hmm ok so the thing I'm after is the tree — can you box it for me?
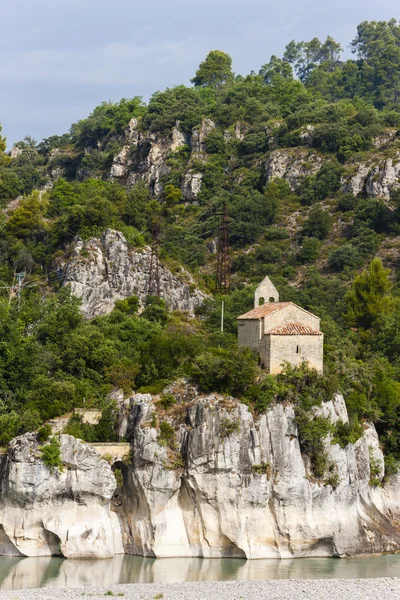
[283,36,342,82]
[0,123,10,167]
[191,51,234,88]
[346,258,396,330]
[259,56,293,84]
[301,206,332,240]
[351,20,400,106]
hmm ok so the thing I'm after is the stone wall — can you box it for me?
[263,334,324,374]
[74,409,101,425]
[237,319,261,352]
[89,442,131,461]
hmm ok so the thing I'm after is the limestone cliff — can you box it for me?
[0,434,123,559]
[59,229,207,318]
[1,387,399,560]
[115,385,400,559]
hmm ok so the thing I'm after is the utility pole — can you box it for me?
[147,222,161,299]
[216,201,231,296]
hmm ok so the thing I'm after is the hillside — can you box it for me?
[0,18,400,478]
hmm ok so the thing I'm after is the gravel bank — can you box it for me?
[1,578,400,600]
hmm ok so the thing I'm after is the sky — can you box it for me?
[0,0,399,147]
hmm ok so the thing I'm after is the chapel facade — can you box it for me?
[237,276,323,374]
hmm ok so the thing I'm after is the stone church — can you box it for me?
[237,276,323,373]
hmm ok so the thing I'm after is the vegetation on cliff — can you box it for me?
[0,19,400,472]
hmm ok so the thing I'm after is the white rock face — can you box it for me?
[182,171,203,201]
[341,153,400,199]
[110,146,131,179]
[110,121,187,196]
[171,121,188,151]
[119,388,400,559]
[191,118,216,154]
[266,149,324,191]
[61,229,207,318]
[0,434,123,559]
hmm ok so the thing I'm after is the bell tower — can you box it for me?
[254,276,279,307]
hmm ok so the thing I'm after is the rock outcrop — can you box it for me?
[60,229,207,318]
[115,387,400,559]
[0,434,123,559]
[341,153,400,200]
[265,149,325,191]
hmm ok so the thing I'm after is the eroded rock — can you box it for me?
[117,389,400,559]
[0,434,123,559]
[265,149,324,191]
[60,229,207,318]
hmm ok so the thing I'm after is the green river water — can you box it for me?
[0,554,399,590]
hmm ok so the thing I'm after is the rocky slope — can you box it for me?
[83,117,400,203]
[0,434,123,559]
[60,229,207,318]
[1,385,399,560]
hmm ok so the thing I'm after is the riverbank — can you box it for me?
[1,578,400,600]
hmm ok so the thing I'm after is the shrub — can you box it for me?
[190,346,258,396]
[160,393,177,410]
[328,245,362,271]
[332,418,363,447]
[220,418,240,439]
[298,237,321,263]
[158,421,176,447]
[301,206,332,240]
[252,462,271,477]
[37,424,52,443]
[113,468,123,488]
[41,437,63,473]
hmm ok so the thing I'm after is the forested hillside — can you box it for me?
[1,19,400,474]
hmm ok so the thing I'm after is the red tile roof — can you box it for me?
[267,322,322,336]
[237,302,291,320]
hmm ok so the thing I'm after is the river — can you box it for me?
[0,554,399,590]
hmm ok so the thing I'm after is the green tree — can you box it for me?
[346,258,396,330]
[191,51,234,88]
[301,206,332,240]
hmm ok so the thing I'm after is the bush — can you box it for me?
[160,393,177,410]
[41,437,63,473]
[328,245,362,271]
[190,346,258,396]
[158,421,176,447]
[220,418,240,439]
[298,237,321,263]
[301,206,332,240]
[37,424,52,443]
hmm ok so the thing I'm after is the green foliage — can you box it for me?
[41,437,63,473]
[114,468,124,488]
[191,50,234,88]
[220,418,240,439]
[70,98,145,148]
[190,346,258,396]
[328,245,362,272]
[252,461,271,477]
[158,421,176,447]
[301,205,332,240]
[369,447,382,486]
[160,393,177,410]
[332,419,363,447]
[37,424,53,443]
[3,20,400,470]
[346,258,396,330]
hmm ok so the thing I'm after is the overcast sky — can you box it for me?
[0,0,399,147]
